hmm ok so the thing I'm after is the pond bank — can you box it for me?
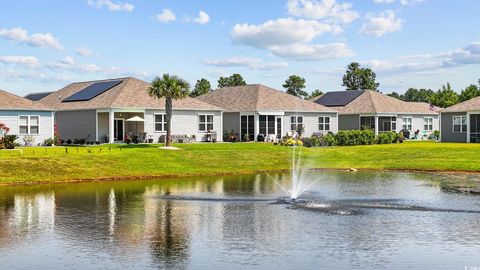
[1,142,480,193]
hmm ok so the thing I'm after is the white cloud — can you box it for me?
[359,10,403,37]
[87,0,134,12]
[362,41,480,75]
[287,0,359,24]
[0,56,40,68]
[202,56,288,70]
[47,57,100,73]
[231,18,352,61]
[269,42,353,60]
[373,0,424,5]
[75,47,96,57]
[60,56,76,65]
[193,11,210,25]
[155,9,176,23]
[232,18,335,48]
[0,27,63,50]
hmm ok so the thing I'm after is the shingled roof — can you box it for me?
[313,90,439,114]
[196,84,336,113]
[0,89,51,111]
[39,77,222,111]
[441,96,480,113]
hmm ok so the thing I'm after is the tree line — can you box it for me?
[188,62,480,108]
[387,81,480,108]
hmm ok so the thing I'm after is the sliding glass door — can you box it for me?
[240,115,255,141]
[470,114,480,143]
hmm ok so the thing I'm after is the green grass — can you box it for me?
[1,141,480,185]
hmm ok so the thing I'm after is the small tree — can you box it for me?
[217,73,246,88]
[459,84,480,102]
[308,89,324,100]
[148,74,190,147]
[189,78,212,97]
[431,82,459,108]
[283,75,308,98]
[342,62,379,91]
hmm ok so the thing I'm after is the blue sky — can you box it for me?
[1,0,479,96]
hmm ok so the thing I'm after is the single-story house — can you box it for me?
[440,96,480,143]
[196,84,338,141]
[36,77,223,143]
[0,89,54,145]
[311,90,440,138]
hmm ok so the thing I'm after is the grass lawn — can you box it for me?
[0,141,480,185]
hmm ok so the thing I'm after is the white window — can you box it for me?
[154,114,166,132]
[424,117,433,131]
[18,115,39,135]
[402,117,412,131]
[453,116,467,133]
[199,114,214,131]
[318,116,330,131]
[291,116,303,131]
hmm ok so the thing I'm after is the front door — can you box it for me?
[114,119,124,141]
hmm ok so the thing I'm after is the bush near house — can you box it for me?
[300,130,403,148]
[0,122,18,150]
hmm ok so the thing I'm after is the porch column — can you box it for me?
[375,115,379,135]
[254,114,259,142]
[109,109,115,143]
[467,112,471,143]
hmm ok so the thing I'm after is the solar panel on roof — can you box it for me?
[62,80,123,102]
[314,90,364,107]
[24,92,53,101]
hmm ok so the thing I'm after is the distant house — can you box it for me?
[440,96,480,143]
[311,90,439,138]
[0,90,54,145]
[196,84,338,141]
[37,77,223,143]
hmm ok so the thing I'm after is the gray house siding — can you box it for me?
[97,112,109,143]
[284,112,338,136]
[223,112,240,136]
[56,110,97,142]
[338,114,360,130]
[144,109,223,142]
[0,110,53,146]
[441,112,467,143]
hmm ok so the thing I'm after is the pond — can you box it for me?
[0,171,479,269]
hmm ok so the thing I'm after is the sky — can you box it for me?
[1,0,479,96]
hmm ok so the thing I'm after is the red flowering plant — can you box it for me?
[0,122,18,149]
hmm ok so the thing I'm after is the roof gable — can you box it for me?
[441,96,480,113]
[0,90,51,111]
[196,84,336,113]
[39,77,222,111]
[312,90,439,114]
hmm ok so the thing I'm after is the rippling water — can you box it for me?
[0,171,479,269]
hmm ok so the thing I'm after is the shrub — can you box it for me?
[336,130,375,146]
[43,137,55,146]
[376,131,398,144]
[431,130,440,140]
[324,133,337,146]
[66,139,72,145]
[1,135,18,149]
[301,137,314,147]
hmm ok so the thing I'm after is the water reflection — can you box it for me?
[0,172,479,269]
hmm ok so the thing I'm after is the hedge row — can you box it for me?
[301,130,403,147]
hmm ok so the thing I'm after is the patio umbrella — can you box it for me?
[125,116,145,136]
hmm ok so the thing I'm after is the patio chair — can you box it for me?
[138,132,147,143]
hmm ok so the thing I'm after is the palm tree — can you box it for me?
[148,74,190,147]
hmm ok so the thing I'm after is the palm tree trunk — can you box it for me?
[165,97,172,147]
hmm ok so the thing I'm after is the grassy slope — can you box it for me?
[0,141,479,184]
